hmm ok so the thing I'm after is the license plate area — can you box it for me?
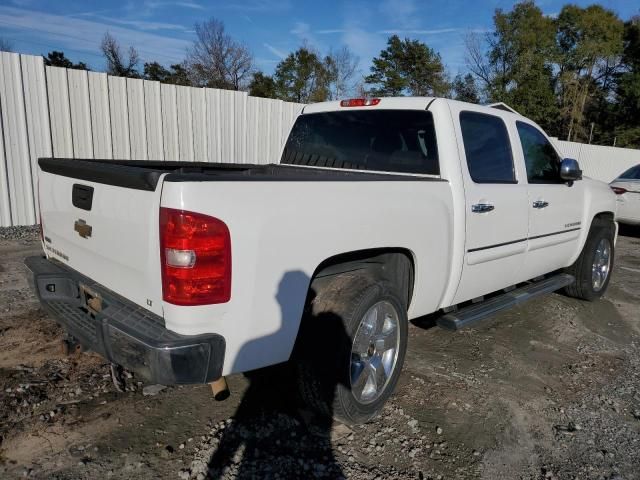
[79,283,104,315]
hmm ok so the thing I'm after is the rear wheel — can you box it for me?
[294,273,408,425]
[564,220,615,301]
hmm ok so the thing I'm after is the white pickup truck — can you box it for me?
[27,97,617,425]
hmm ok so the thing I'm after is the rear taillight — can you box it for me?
[340,98,380,107]
[611,186,627,195]
[160,207,231,306]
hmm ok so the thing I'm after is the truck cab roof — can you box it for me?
[302,97,527,121]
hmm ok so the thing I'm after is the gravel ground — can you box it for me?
[0,225,639,479]
[0,225,39,241]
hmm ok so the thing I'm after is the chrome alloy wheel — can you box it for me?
[350,300,401,405]
[592,237,611,292]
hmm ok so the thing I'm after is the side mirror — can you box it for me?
[560,158,582,182]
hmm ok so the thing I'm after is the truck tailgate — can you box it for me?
[38,159,164,316]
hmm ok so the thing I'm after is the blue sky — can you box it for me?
[0,0,638,77]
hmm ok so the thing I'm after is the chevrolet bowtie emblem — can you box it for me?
[74,219,92,239]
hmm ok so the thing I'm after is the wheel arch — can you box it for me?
[591,211,615,227]
[567,210,617,271]
[309,248,416,310]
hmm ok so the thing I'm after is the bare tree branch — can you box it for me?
[464,32,492,87]
[100,32,139,77]
[185,18,254,90]
[325,46,359,99]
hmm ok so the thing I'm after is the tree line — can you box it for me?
[466,2,639,147]
[0,1,637,147]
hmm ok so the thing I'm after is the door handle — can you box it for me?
[532,200,549,209]
[471,203,495,213]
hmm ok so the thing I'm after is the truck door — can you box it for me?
[514,121,584,278]
[450,108,530,304]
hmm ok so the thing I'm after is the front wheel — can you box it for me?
[294,273,408,426]
[564,221,615,301]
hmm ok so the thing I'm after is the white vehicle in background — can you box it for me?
[27,97,617,425]
[610,164,640,225]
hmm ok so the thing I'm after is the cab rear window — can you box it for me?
[280,110,439,175]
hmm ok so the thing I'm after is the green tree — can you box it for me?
[364,35,449,97]
[556,4,624,141]
[43,51,89,70]
[612,17,640,147]
[143,62,190,85]
[464,1,631,145]
[467,1,558,131]
[274,47,329,103]
[248,71,277,98]
[452,73,479,103]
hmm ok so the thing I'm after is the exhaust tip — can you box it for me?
[210,377,230,401]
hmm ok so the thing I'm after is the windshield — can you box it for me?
[281,110,439,175]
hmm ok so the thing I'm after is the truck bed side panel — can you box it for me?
[160,179,454,375]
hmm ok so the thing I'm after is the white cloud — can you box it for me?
[120,1,203,19]
[140,1,205,11]
[263,42,287,59]
[0,6,191,64]
[335,2,382,72]
[290,21,326,51]
[222,0,292,13]
[84,14,189,32]
[341,27,379,71]
[379,0,419,30]
[377,28,459,35]
[316,29,347,35]
[291,21,312,40]
[166,1,204,9]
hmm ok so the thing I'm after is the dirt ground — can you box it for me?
[0,226,638,480]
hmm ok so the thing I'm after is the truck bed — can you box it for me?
[39,158,442,192]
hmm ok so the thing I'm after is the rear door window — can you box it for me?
[281,110,439,175]
[459,111,516,183]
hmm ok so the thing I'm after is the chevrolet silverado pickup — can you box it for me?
[27,97,617,425]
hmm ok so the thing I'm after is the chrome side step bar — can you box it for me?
[437,273,575,331]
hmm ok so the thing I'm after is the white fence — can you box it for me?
[0,52,304,227]
[1,52,639,227]
[552,139,640,184]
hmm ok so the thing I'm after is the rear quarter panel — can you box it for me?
[160,178,454,375]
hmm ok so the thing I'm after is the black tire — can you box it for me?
[563,220,615,301]
[293,272,408,426]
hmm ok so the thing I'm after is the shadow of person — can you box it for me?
[205,271,351,479]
